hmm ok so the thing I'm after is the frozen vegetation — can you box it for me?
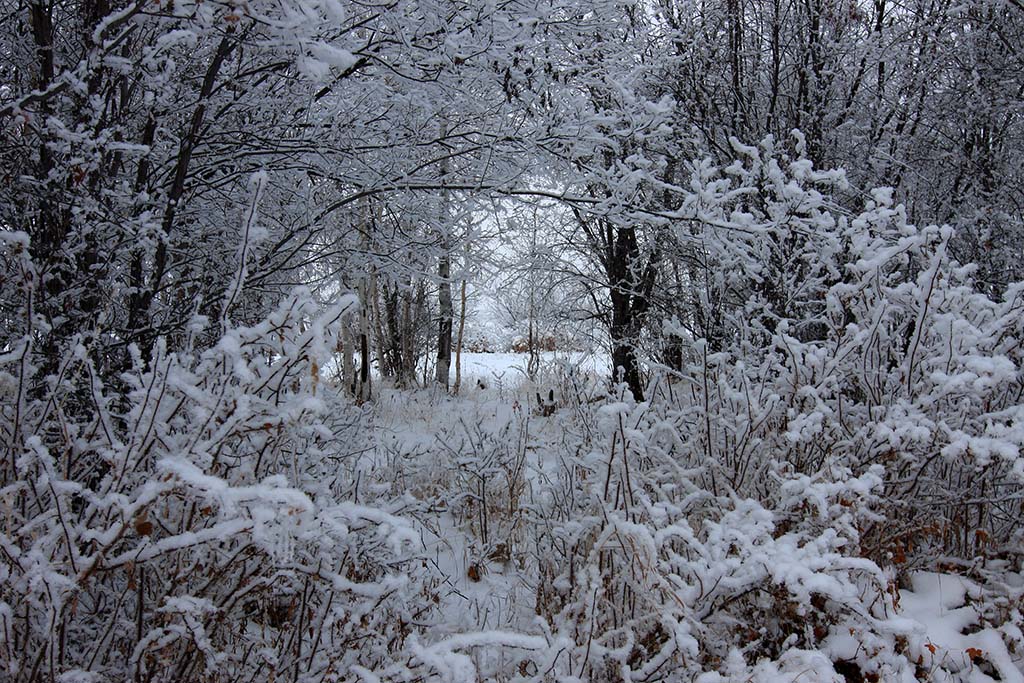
[2,0,1023,681]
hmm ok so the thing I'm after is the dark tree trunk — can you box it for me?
[436,251,452,390]
[593,218,658,402]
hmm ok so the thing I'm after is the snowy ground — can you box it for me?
[325,351,610,394]
[894,572,1024,682]
[372,387,567,652]
[453,351,609,382]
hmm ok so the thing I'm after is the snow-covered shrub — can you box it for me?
[0,244,428,682]
[622,170,1023,678]
[505,385,894,681]
[829,214,1024,563]
[655,139,1023,563]
[434,408,530,572]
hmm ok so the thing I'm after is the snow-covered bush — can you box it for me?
[365,147,1024,681]
[504,386,893,681]
[0,240,429,682]
[653,138,1023,565]
[436,409,530,564]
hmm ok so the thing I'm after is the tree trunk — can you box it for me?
[727,0,745,134]
[453,276,468,395]
[435,118,452,389]
[436,253,453,389]
[610,293,644,400]
[340,326,355,395]
[356,201,373,402]
[357,283,372,402]
[604,223,657,401]
[526,223,540,380]
[399,283,420,387]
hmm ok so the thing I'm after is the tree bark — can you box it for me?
[355,200,373,402]
[604,223,658,401]
[435,118,452,389]
[453,276,467,395]
[340,326,355,396]
[436,251,453,389]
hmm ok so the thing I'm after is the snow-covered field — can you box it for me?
[325,351,610,391]
[453,351,609,382]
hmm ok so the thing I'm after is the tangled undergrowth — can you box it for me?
[3,177,1023,683]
